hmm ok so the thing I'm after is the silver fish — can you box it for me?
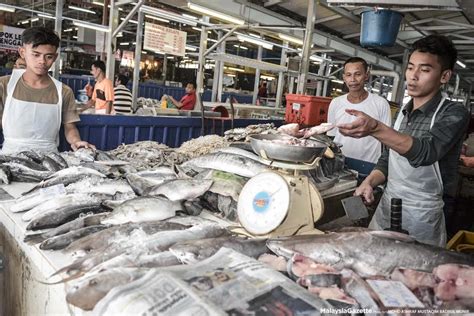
[66,268,148,310]
[40,225,108,250]
[11,187,66,213]
[41,155,62,172]
[181,152,267,178]
[56,224,228,276]
[267,231,474,277]
[22,193,101,221]
[25,166,106,193]
[4,158,52,182]
[24,213,108,243]
[27,195,109,230]
[64,221,189,257]
[46,152,68,169]
[74,148,96,162]
[215,146,262,161]
[169,236,268,264]
[100,196,181,225]
[146,179,213,201]
[125,173,175,196]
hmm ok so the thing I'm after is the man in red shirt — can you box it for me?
[164,82,196,110]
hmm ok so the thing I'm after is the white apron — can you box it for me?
[1,69,62,154]
[369,95,447,247]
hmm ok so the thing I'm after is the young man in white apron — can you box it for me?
[337,35,469,247]
[0,27,94,154]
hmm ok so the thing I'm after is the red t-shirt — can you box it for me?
[180,93,196,110]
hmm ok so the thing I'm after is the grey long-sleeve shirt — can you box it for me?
[374,91,469,197]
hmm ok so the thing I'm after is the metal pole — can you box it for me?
[323,62,332,97]
[112,0,143,38]
[106,0,119,81]
[217,37,225,102]
[276,42,288,108]
[316,54,326,96]
[162,54,167,82]
[211,31,223,102]
[296,0,316,94]
[196,17,209,113]
[395,49,409,105]
[131,11,144,112]
[252,45,263,104]
[53,0,63,79]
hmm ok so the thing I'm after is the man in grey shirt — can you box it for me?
[337,35,469,247]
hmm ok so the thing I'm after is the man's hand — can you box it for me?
[354,181,375,205]
[71,141,96,151]
[337,109,379,138]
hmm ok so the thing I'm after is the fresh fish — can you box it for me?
[27,166,106,192]
[17,151,43,163]
[41,155,62,172]
[74,148,96,162]
[4,158,52,182]
[0,155,13,163]
[125,173,174,196]
[267,231,474,277]
[100,196,181,225]
[146,179,213,201]
[95,150,116,161]
[342,270,381,314]
[136,167,176,178]
[67,179,134,196]
[215,146,262,161]
[24,213,108,243]
[181,152,267,178]
[89,250,180,274]
[46,152,68,169]
[0,165,12,184]
[56,224,228,276]
[27,197,108,230]
[169,236,267,264]
[182,200,205,216]
[22,193,99,221]
[207,171,245,201]
[11,187,66,213]
[65,221,189,257]
[40,225,108,250]
[66,268,148,310]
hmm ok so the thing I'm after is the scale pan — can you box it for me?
[249,134,327,163]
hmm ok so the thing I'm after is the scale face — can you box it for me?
[238,172,290,235]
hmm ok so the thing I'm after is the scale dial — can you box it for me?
[238,172,290,235]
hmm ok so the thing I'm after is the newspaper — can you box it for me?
[93,247,331,315]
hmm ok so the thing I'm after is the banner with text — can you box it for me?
[0,25,23,50]
[143,23,186,57]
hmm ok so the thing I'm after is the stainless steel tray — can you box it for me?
[249,134,327,163]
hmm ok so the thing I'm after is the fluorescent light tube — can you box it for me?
[278,33,303,45]
[188,2,244,25]
[69,5,96,14]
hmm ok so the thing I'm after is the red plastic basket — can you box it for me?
[285,94,332,126]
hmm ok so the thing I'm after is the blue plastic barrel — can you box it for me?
[360,9,403,47]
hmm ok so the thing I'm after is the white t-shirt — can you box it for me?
[327,92,391,164]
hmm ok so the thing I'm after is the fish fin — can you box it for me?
[38,271,85,285]
[50,259,86,277]
[369,230,416,243]
[23,233,46,244]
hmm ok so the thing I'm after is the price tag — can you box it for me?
[292,103,301,111]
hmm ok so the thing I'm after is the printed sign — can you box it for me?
[143,23,186,57]
[0,25,23,50]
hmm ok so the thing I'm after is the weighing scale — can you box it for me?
[236,134,327,238]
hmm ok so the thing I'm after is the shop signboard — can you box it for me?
[143,23,186,57]
[0,25,23,50]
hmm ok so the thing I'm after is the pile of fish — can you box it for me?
[175,135,229,158]
[2,134,474,313]
[109,141,188,171]
[224,123,277,141]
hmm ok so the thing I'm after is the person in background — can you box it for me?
[161,82,196,110]
[327,57,392,164]
[0,26,94,153]
[258,81,268,98]
[339,35,469,246]
[87,60,114,114]
[113,74,133,114]
[13,57,27,69]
